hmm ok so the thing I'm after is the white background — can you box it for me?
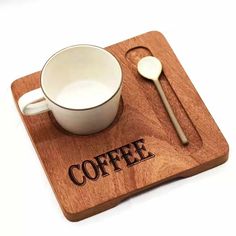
[0,0,235,235]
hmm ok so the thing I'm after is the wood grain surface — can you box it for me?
[11,31,229,221]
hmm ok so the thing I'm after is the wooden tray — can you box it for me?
[11,31,229,221]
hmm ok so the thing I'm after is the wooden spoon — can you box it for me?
[137,56,188,145]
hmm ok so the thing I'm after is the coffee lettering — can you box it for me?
[68,138,156,187]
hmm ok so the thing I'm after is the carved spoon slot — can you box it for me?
[125,46,202,152]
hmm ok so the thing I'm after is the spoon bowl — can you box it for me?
[137,56,162,81]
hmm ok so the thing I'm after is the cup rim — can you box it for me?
[40,44,123,111]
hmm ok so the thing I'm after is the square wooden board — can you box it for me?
[11,31,229,221]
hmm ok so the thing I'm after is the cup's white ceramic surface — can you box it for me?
[18,45,122,135]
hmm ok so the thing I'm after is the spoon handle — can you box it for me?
[154,79,188,145]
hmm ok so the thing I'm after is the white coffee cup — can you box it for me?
[18,45,123,135]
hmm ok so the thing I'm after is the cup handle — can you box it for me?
[18,88,50,116]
